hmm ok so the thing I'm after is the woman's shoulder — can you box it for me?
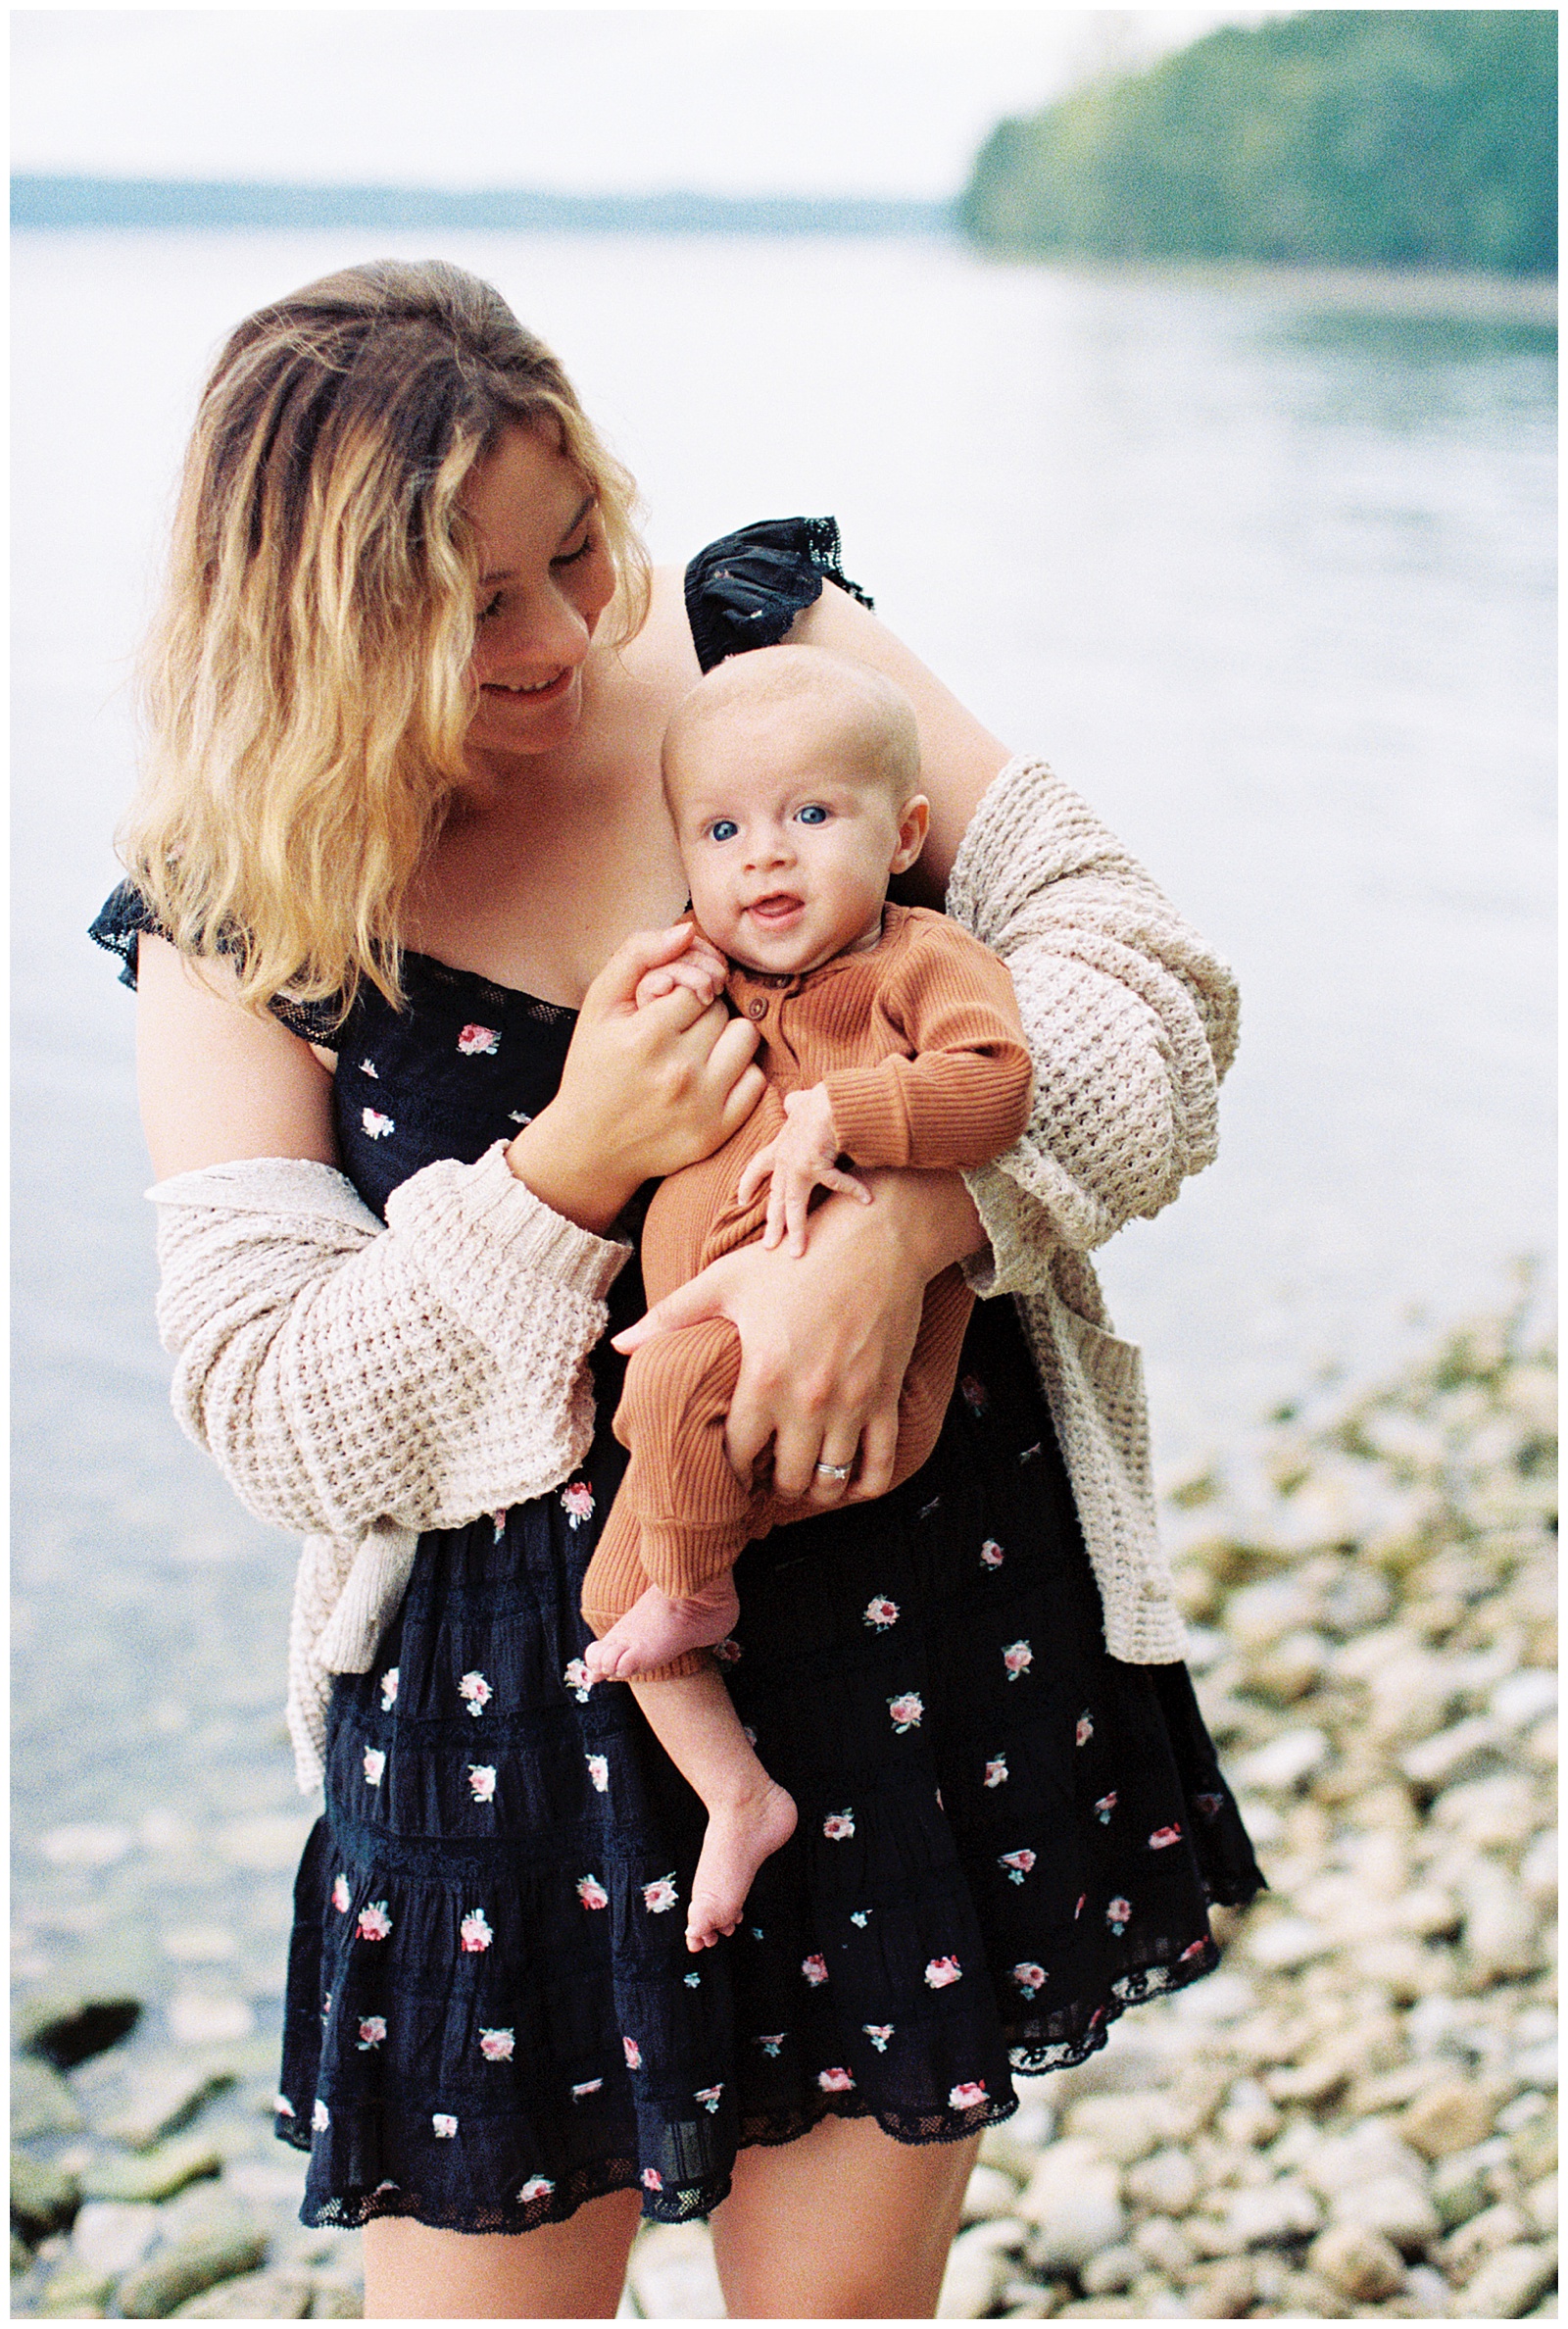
[682,517,873,675]
[87,878,345,1046]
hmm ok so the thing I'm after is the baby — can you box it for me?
[580,644,1033,1948]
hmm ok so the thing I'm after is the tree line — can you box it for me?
[960,11,1556,276]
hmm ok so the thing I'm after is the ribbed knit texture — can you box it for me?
[149,1142,629,1786]
[580,908,1031,1668]
[947,756,1240,1663]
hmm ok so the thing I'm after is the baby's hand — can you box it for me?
[734,1084,871,1257]
[632,928,729,1013]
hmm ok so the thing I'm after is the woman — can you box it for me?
[94,260,1260,2319]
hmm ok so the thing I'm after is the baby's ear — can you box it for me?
[891,793,930,873]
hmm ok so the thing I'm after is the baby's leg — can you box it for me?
[630,1665,797,1951]
[582,1316,760,1680]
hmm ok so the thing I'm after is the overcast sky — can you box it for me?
[13,7,1281,199]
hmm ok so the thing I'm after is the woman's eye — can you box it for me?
[553,529,596,569]
[796,804,829,825]
[478,591,504,621]
[709,819,739,844]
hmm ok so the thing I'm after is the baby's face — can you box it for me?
[669,703,924,977]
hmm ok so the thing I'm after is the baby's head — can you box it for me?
[662,645,928,976]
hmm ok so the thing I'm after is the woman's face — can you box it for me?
[460,424,617,762]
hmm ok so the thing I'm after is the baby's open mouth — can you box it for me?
[746,894,805,925]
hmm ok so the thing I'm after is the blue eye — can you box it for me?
[797,804,828,825]
[710,818,738,843]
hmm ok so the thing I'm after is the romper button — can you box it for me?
[748,999,767,1019]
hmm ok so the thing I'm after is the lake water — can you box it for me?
[12,233,1555,1938]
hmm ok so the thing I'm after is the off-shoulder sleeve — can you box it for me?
[88,880,345,1045]
[683,516,874,674]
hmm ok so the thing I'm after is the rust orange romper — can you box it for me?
[580,905,1034,1675]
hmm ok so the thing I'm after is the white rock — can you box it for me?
[1334,2175,1442,2249]
[1064,2094,1176,2165]
[1080,2244,1140,2295]
[214,1814,314,1870]
[68,2201,163,2277]
[1231,1728,1331,1794]
[1133,2216,1196,2275]
[1020,2143,1127,2273]
[961,2164,1024,2224]
[1525,2174,1558,2238]
[162,1924,239,1962]
[1222,2181,1323,2248]
[1300,2125,1431,2199]
[1450,2242,1559,2319]
[1490,1669,1557,1730]
[936,2223,1013,2318]
[1242,1914,1332,1970]
[1401,1716,1504,1788]
[1224,1578,1322,1650]
[1126,2148,1201,2215]
[1432,1774,1542,1847]
[629,2223,725,2320]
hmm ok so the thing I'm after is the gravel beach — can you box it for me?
[12,1302,1555,2320]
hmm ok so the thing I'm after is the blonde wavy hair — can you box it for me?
[122,259,650,1017]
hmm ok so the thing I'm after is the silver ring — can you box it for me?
[814,1462,852,1481]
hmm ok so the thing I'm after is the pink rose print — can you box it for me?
[979,1539,1004,1568]
[642,1873,679,1915]
[1105,1897,1131,1935]
[888,1691,923,1733]
[1179,1936,1208,1962]
[357,2015,386,2051]
[274,2095,295,2117]
[924,1956,962,1989]
[642,2167,662,2192]
[1075,1894,1086,1919]
[379,1667,399,1710]
[432,2113,458,2139]
[801,1954,829,1987]
[623,2036,642,2069]
[999,1849,1037,1885]
[330,1874,351,1914]
[1011,1962,1047,1996]
[358,1901,392,1942]
[1094,1791,1118,1823]
[363,1748,386,1786]
[850,1909,869,1927]
[362,1107,394,1141]
[960,1374,990,1415]
[862,2023,894,2053]
[694,2084,723,2113]
[713,1637,743,1665]
[560,1480,594,1528]
[479,2028,515,2062]
[577,1874,610,1911]
[862,1596,900,1629]
[822,1810,855,1841]
[586,1754,609,1793]
[1194,1791,1225,1819]
[563,1659,593,1701]
[949,2080,989,2110]
[518,2173,555,2202]
[457,1024,501,1057]
[1018,1441,1043,1465]
[1075,1711,1094,1747]
[459,1670,492,1716]
[572,2078,603,2099]
[468,1764,497,1803]
[1002,1640,1033,1680]
[359,1058,378,1079]
[984,1757,1008,1789]
[312,2099,330,2132]
[756,2034,787,2056]
[1149,1823,1184,1850]
[492,1510,507,1541]
[460,1908,493,1953]
[817,2066,856,2093]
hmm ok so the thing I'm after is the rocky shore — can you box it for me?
[13,1305,1555,2320]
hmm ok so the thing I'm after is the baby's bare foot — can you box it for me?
[687,1781,798,1952]
[584,1579,741,1680]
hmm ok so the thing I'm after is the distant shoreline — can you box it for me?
[1009,253,1558,327]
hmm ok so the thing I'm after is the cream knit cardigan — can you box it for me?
[148,755,1238,1790]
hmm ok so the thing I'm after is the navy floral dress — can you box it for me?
[92,520,1262,2234]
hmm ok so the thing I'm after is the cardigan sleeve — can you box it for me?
[150,1142,629,1540]
[945,756,1239,1298]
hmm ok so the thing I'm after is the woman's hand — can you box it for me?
[506,925,765,1234]
[614,1167,988,1508]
